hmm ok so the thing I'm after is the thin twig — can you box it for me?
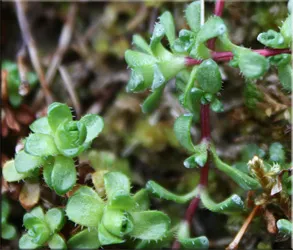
[59,65,81,118]
[15,0,53,104]
[227,205,261,250]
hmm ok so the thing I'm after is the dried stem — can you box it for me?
[59,65,81,118]
[15,0,53,104]
[17,45,30,96]
[226,205,261,250]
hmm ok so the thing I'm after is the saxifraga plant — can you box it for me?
[3,102,104,195]
[125,0,291,248]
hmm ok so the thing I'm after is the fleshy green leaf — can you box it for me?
[185,1,201,33]
[150,22,165,51]
[66,187,104,227]
[19,233,40,249]
[159,11,176,46]
[182,66,197,108]
[146,181,199,204]
[241,143,265,161]
[257,30,286,49]
[30,206,45,220]
[30,117,52,135]
[47,102,73,132]
[211,98,224,112]
[3,160,29,182]
[152,64,165,91]
[45,208,66,233]
[80,114,104,143]
[277,219,292,237]
[193,141,208,167]
[43,162,54,189]
[129,211,170,240]
[141,86,164,114]
[200,189,244,214]
[269,142,285,163]
[132,35,153,55]
[211,146,261,190]
[277,62,292,92]
[104,171,131,200]
[280,15,292,46]
[51,156,76,195]
[2,223,17,240]
[98,223,124,245]
[25,133,58,157]
[126,70,145,92]
[48,234,66,250]
[196,59,222,94]
[174,114,195,152]
[177,221,209,249]
[15,150,43,173]
[67,229,100,249]
[133,189,150,212]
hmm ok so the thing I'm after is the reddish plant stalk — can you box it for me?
[185,48,292,66]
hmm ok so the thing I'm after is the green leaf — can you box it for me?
[277,62,292,92]
[47,102,73,132]
[73,186,103,201]
[152,64,165,91]
[159,11,176,46]
[177,221,209,249]
[211,98,224,113]
[146,181,199,204]
[66,187,104,227]
[30,206,45,220]
[25,133,58,157]
[104,171,131,200]
[102,208,133,237]
[277,219,292,237]
[3,160,30,182]
[211,146,261,190]
[141,86,164,114]
[126,70,145,92]
[241,143,265,161]
[15,150,43,173]
[184,142,208,168]
[176,69,190,92]
[237,49,269,79]
[19,233,40,249]
[48,234,66,250]
[43,162,54,189]
[80,114,104,143]
[68,229,100,249]
[150,22,165,51]
[244,81,264,109]
[27,221,51,245]
[174,114,195,152]
[280,15,292,46]
[133,189,150,211]
[200,189,244,214]
[185,1,201,33]
[257,30,286,49]
[30,117,52,135]
[51,156,76,195]
[45,208,66,233]
[182,66,197,108]
[2,223,17,240]
[269,142,285,163]
[129,211,170,240]
[98,223,124,245]
[132,35,153,55]
[196,59,222,94]
[2,198,9,222]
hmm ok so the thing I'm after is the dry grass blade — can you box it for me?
[15,0,53,104]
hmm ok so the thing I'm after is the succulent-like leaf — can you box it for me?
[277,219,292,237]
[47,233,66,250]
[196,59,222,94]
[280,15,292,46]
[146,181,199,204]
[177,221,209,249]
[2,223,17,240]
[19,233,40,249]
[132,35,153,55]
[211,146,261,190]
[98,223,124,245]
[66,187,104,227]
[30,206,45,220]
[211,98,224,112]
[185,1,201,33]
[183,66,197,108]
[133,189,150,212]
[184,141,208,168]
[3,160,30,182]
[126,70,145,92]
[141,86,164,114]
[68,228,100,249]
[30,117,52,135]
[269,142,285,163]
[277,62,292,92]
[47,102,73,132]
[200,189,244,214]
[150,22,165,51]
[25,133,58,157]
[104,171,131,200]
[45,208,66,233]
[15,150,43,173]
[257,30,286,49]
[159,11,176,47]
[129,211,170,240]
[174,114,195,152]
[152,64,166,91]
[43,162,54,189]
[51,156,76,195]
[80,114,104,143]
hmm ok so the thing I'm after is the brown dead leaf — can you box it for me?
[19,182,40,210]
[264,209,277,234]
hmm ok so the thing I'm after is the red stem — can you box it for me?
[185,48,292,66]
[214,0,225,16]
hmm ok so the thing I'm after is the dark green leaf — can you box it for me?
[141,86,164,114]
